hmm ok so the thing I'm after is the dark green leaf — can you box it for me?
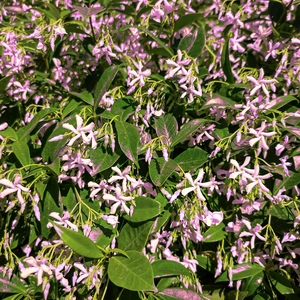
[221,28,235,84]
[118,221,154,251]
[94,65,120,110]
[178,35,195,52]
[46,3,60,20]
[171,119,207,147]
[149,158,178,187]
[115,120,140,167]
[0,75,12,93]
[188,26,206,58]
[40,178,62,239]
[253,293,271,300]
[124,196,161,222]
[11,140,31,167]
[69,90,93,105]
[268,0,287,24]
[273,171,300,194]
[203,223,226,243]
[174,13,202,32]
[174,147,208,171]
[0,276,27,295]
[54,224,103,259]
[225,291,248,300]
[62,99,80,119]
[216,263,264,282]
[101,98,134,121]
[17,108,56,141]
[155,114,178,146]
[152,260,191,278]
[268,271,294,295]
[241,271,264,297]
[89,145,120,174]
[196,255,215,273]
[108,250,155,291]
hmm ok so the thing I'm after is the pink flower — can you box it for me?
[0,174,30,212]
[239,219,266,249]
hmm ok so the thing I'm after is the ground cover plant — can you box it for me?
[0,0,300,299]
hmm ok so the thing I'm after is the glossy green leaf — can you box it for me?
[178,35,195,52]
[0,276,27,295]
[268,271,294,295]
[196,255,214,273]
[268,0,287,24]
[124,196,161,222]
[108,250,155,291]
[11,140,31,167]
[174,13,202,32]
[118,221,154,251]
[221,28,235,84]
[203,223,226,243]
[154,114,178,146]
[115,120,140,167]
[94,64,120,110]
[149,158,178,187]
[54,224,103,259]
[40,177,62,239]
[101,98,134,121]
[216,263,264,282]
[241,271,264,297]
[0,75,12,93]
[174,147,208,171]
[89,145,120,174]
[152,260,191,278]
[159,288,201,300]
[157,277,177,292]
[171,119,207,147]
[267,95,298,112]
[0,126,17,141]
[253,293,271,300]
[273,171,300,194]
[188,26,206,58]
[62,99,80,119]
[16,108,56,141]
[225,291,248,300]
[69,90,93,105]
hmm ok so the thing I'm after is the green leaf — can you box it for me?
[174,13,202,32]
[11,140,31,167]
[267,95,298,112]
[54,224,103,259]
[174,147,208,171]
[268,0,287,24]
[101,98,134,121]
[124,196,161,222]
[115,120,140,167]
[108,250,155,291]
[253,293,271,300]
[273,171,300,194]
[221,27,235,84]
[0,126,17,141]
[171,119,207,147]
[0,75,12,93]
[89,145,120,174]
[46,3,60,20]
[149,158,178,187]
[16,108,56,141]
[241,271,264,297]
[62,99,80,119]
[159,288,201,300]
[40,177,62,239]
[188,26,206,58]
[203,223,226,243]
[268,271,294,295]
[196,255,215,273]
[178,35,195,52]
[0,276,27,295]
[152,260,191,278]
[94,65,120,110]
[118,221,154,251]
[225,291,248,300]
[154,114,178,146]
[216,263,264,282]
[69,90,93,105]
